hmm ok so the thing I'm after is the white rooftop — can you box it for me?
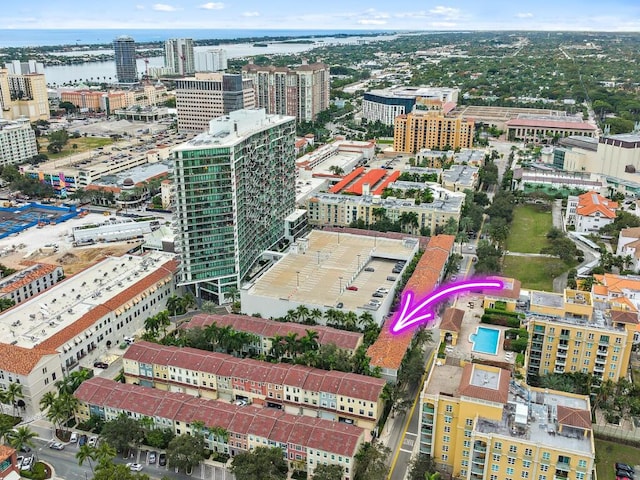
[0,251,175,349]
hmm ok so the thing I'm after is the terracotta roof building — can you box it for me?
[506,116,596,144]
[0,444,19,479]
[0,263,63,305]
[181,313,363,354]
[0,251,177,418]
[439,307,465,346]
[122,341,384,430]
[76,377,364,479]
[421,362,595,476]
[565,191,618,233]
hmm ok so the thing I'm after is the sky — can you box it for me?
[2,1,640,31]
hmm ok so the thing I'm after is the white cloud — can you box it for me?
[199,2,224,9]
[516,12,534,18]
[242,11,260,17]
[152,3,178,12]
[135,4,145,10]
[358,19,388,25]
[429,6,461,19]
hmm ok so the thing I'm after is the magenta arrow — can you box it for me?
[390,278,505,335]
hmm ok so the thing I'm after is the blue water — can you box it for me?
[0,29,393,47]
[470,327,500,355]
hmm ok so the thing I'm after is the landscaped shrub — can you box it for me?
[481,314,521,328]
[21,462,47,480]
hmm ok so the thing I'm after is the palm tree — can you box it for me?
[144,314,161,336]
[224,287,240,304]
[68,369,92,392]
[5,383,23,416]
[295,305,310,324]
[284,332,300,358]
[76,444,97,472]
[309,308,323,324]
[0,390,7,415]
[94,442,116,469]
[46,399,66,432]
[300,330,320,353]
[166,295,184,317]
[7,426,37,452]
[39,391,57,412]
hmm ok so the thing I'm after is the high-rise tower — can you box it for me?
[172,109,296,303]
[165,38,195,76]
[113,35,138,83]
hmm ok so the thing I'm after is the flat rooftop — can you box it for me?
[425,364,463,396]
[0,251,175,349]
[92,160,171,187]
[246,230,416,309]
[530,290,564,309]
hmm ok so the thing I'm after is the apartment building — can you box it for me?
[165,38,195,76]
[0,118,38,166]
[394,100,474,154]
[181,313,364,355]
[615,227,640,272]
[172,109,295,302]
[242,61,330,122]
[175,73,255,133]
[114,35,138,83]
[122,341,384,429]
[362,86,459,126]
[0,252,177,417]
[306,190,463,235]
[195,49,227,72]
[60,84,169,114]
[75,377,364,480]
[526,288,635,383]
[564,191,618,233]
[420,362,595,480]
[441,165,480,192]
[0,263,63,305]
[4,60,44,75]
[0,69,49,121]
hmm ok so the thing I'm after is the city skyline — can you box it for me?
[2,0,640,32]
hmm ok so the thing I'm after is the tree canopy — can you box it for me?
[230,446,289,480]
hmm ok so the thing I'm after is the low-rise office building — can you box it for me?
[0,251,177,417]
[76,377,364,480]
[420,362,595,480]
[122,341,384,430]
[506,116,597,143]
[0,118,37,166]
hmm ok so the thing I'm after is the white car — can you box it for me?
[376,287,389,294]
[127,463,143,472]
[88,436,98,447]
[20,456,33,470]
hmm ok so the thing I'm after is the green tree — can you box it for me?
[5,382,23,416]
[354,442,390,480]
[7,425,37,452]
[407,453,437,480]
[312,464,344,480]
[93,463,150,480]
[100,413,145,457]
[166,433,207,475]
[76,444,97,473]
[230,446,288,480]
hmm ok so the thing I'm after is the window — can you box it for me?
[524,448,532,457]
[441,455,448,461]
[542,452,550,461]
[493,454,501,462]
[538,476,547,480]
[444,426,451,433]
[494,442,502,450]
[443,436,450,443]
[578,460,587,468]
[444,415,452,424]
[521,472,529,479]
[491,465,499,472]
[523,460,531,468]
[509,445,517,454]
[445,405,453,412]
[508,457,516,465]
[466,418,473,426]
[506,468,514,475]
[442,446,449,452]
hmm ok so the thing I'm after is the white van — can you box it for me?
[69,432,78,443]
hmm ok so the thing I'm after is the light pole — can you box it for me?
[296,270,300,287]
[357,254,361,270]
[339,276,343,292]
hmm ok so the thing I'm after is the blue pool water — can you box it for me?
[470,327,501,355]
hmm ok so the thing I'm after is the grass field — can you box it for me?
[595,438,640,480]
[39,137,113,159]
[502,256,567,291]
[505,205,553,253]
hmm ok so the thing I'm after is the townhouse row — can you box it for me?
[123,341,385,430]
[181,313,364,355]
[75,377,363,480]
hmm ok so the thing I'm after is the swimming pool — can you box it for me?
[470,326,501,355]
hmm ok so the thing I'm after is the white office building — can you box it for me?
[195,49,227,72]
[0,118,38,166]
[165,38,195,76]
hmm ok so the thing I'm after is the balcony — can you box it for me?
[471,465,485,475]
[423,406,435,414]
[559,334,570,341]
[555,358,566,366]
[472,444,487,453]
[594,365,604,373]
[472,455,486,464]
[556,462,571,472]
[554,366,565,374]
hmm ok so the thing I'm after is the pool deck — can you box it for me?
[439,294,514,364]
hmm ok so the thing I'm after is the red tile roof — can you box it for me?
[0,263,60,294]
[344,169,386,195]
[457,364,510,404]
[329,167,365,194]
[368,235,454,372]
[439,308,464,333]
[123,341,385,403]
[75,377,364,458]
[0,343,59,376]
[182,313,363,351]
[556,405,591,430]
[610,310,639,325]
[576,191,618,219]
[372,171,401,196]
[483,276,522,300]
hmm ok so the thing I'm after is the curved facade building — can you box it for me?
[114,35,138,83]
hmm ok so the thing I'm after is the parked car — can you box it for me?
[127,463,143,472]
[69,432,78,443]
[234,399,248,406]
[20,456,33,470]
[369,299,382,306]
[377,288,389,294]
[16,456,23,468]
[93,361,109,369]
[49,442,65,450]
[617,471,634,480]
[159,453,167,466]
[88,436,98,447]
[78,434,88,446]
[386,276,396,281]
[346,286,358,291]
[364,267,375,272]
[148,452,157,464]
[617,464,635,474]
[336,302,344,309]
[372,292,384,298]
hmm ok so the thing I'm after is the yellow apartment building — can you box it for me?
[526,289,635,383]
[394,100,474,154]
[420,361,595,480]
[481,277,522,312]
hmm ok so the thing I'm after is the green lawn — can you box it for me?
[505,205,553,253]
[595,438,640,480]
[39,136,114,159]
[502,256,568,291]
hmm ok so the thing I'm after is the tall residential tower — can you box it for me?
[172,109,296,303]
[113,35,138,83]
[165,38,195,76]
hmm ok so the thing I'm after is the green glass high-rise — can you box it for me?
[172,109,296,302]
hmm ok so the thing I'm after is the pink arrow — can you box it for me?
[390,279,505,335]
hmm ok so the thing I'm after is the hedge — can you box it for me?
[481,314,521,328]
